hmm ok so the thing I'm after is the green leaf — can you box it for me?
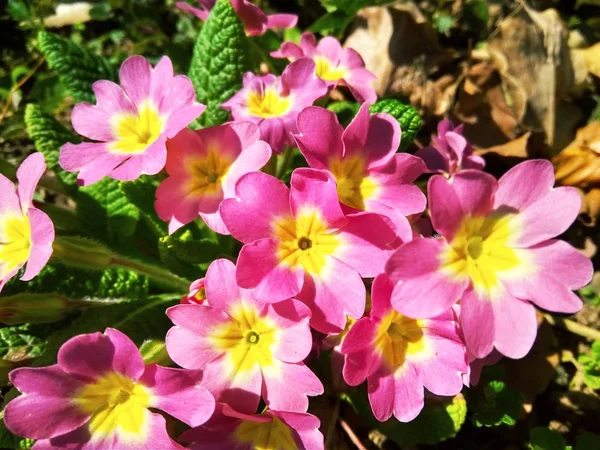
[77,178,140,242]
[345,387,467,445]
[578,341,600,390]
[33,294,180,367]
[2,263,149,301]
[0,325,45,362]
[188,0,253,127]
[463,0,489,33]
[435,13,455,36]
[369,99,422,150]
[37,31,115,103]
[6,0,30,21]
[24,103,79,193]
[530,427,567,450]
[468,377,523,427]
[327,101,360,127]
[161,234,222,265]
[576,432,600,450]
[139,339,172,365]
[158,236,201,280]
[0,424,32,450]
[120,176,168,237]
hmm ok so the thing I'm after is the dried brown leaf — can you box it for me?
[553,122,600,188]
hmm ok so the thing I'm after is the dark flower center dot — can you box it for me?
[298,237,312,251]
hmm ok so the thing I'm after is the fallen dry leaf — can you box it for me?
[488,5,584,152]
[576,42,600,79]
[476,131,550,159]
[553,121,600,188]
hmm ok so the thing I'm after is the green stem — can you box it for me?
[110,256,190,293]
[276,146,294,178]
[0,158,66,194]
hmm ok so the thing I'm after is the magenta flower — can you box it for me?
[4,328,215,449]
[341,274,467,422]
[181,278,206,304]
[181,403,324,450]
[385,160,593,359]
[294,104,426,242]
[60,55,205,185]
[0,153,54,292]
[222,59,327,153]
[155,122,271,234]
[220,169,396,333]
[166,259,323,414]
[176,0,297,36]
[272,32,377,103]
[415,120,485,175]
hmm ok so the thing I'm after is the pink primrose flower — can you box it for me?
[166,259,323,414]
[155,122,271,234]
[181,278,207,304]
[222,59,327,153]
[220,168,396,334]
[176,0,297,36]
[60,55,205,185]
[341,274,468,422]
[4,328,215,449]
[0,153,54,292]
[294,104,426,242]
[415,120,485,175]
[272,32,377,103]
[181,403,324,450]
[385,160,593,359]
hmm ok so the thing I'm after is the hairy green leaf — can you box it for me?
[24,103,79,192]
[37,31,115,103]
[121,176,167,237]
[468,377,523,427]
[0,325,45,362]
[529,427,567,450]
[370,99,422,150]
[77,178,140,242]
[161,234,222,265]
[188,0,253,127]
[578,340,600,390]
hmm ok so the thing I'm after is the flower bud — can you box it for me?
[52,236,113,270]
[0,293,70,325]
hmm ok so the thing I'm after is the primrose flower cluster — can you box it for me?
[0,3,593,449]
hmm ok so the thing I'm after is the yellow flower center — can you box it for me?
[247,88,292,118]
[375,311,426,371]
[0,215,32,277]
[441,212,520,296]
[210,302,279,373]
[74,372,151,439]
[111,103,163,154]
[186,149,232,196]
[273,208,340,275]
[314,56,347,82]
[234,416,297,450]
[329,156,378,210]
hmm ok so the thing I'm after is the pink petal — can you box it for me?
[165,325,223,370]
[492,293,537,359]
[17,152,46,212]
[315,36,343,64]
[104,327,145,380]
[222,139,272,197]
[340,317,378,354]
[220,172,291,243]
[21,208,54,281]
[262,361,323,412]
[119,55,152,107]
[333,212,395,277]
[428,171,497,240]
[259,117,290,154]
[294,106,344,169]
[201,354,262,414]
[343,348,382,386]
[418,339,466,396]
[176,1,210,20]
[512,186,581,247]
[0,174,19,215]
[290,168,347,229]
[236,238,304,302]
[9,365,83,397]
[141,365,215,427]
[271,41,304,60]
[273,411,324,450]
[367,371,395,421]
[4,393,88,440]
[415,146,451,173]
[205,259,242,311]
[386,238,467,318]
[370,273,394,319]
[495,159,556,210]
[392,363,425,422]
[265,13,298,30]
[343,103,399,169]
[155,177,201,233]
[515,240,592,313]
[270,299,313,363]
[298,258,365,333]
[459,288,495,359]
